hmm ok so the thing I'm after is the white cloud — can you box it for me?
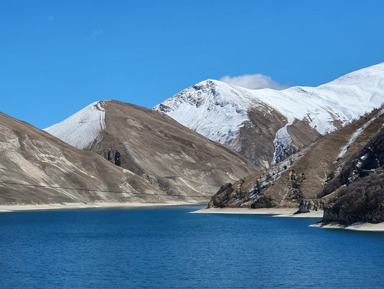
[220,74,289,90]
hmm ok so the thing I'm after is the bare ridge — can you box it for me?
[45,100,258,201]
[0,111,171,205]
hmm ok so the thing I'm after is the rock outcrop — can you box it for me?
[322,174,384,225]
[297,199,325,214]
[319,127,384,225]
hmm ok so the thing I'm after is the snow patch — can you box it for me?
[337,108,384,159]
[273,126,292,163]
[45,101,107,149]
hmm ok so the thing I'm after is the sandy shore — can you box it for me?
[0,201,202,213]
[191,207,323,218]
[193,208,384,231]
[310,222,384,232]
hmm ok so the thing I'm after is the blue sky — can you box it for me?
[1,0,384,129]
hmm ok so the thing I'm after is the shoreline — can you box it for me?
[310,222,384,232]
[192,207,384,231]
[191,207,323,218]
[0,201,205,213]
[2,203,383,232]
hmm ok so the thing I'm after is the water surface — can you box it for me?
[1,205,383,288]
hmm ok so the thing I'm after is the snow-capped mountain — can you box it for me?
[45,100,257,198]
[45,101,106,150]
[154,63,384,167]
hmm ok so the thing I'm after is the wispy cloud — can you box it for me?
[89,29,104,40]
[47,15,54,22]
[220,74,289,90]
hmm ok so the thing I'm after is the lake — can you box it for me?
[1,205,383,288]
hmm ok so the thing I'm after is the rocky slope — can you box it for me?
[45,100,258,199]
[154,63,384,168]
[208,107,384,209]
[321,174,384,225]
[319,125,384,225]
[0,112,176,205]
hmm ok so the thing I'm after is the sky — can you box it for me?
[1,0,384,129]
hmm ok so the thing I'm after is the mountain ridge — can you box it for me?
[45,100,258,198]
[154,63,384,167]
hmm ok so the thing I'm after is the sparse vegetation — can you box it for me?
[323,174,384,224]
[256,180,261,195]
[319,128,384,198]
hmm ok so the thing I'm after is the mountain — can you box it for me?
[208,106,384,210]
[0,111,174,205]
[319,122,384,225]
[45,100,257,199]
[154,63,384,168]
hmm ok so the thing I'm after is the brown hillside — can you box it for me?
[87,100,258,198]
[0,112,176,205]
[209,107,384,209]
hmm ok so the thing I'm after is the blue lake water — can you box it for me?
[1,205,384,289]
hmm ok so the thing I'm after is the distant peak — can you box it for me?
[44,101,107,149]
[192,79,240,92]
[324,62,384,87]
[91,101,106,111]
[193,79,219,88]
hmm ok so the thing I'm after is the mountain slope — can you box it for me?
[319,122,384,225]
[208,107,384,209]
[0,112,175,205]
[154,63,384,167]
[45,100,258,198]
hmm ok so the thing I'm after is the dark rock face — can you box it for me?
[250,196,274,208]
[208,183,234,208]
[319,127,384,198]
[322,174,384,225]
[317,127,384,224]
[114,151,121,166]
[323,206,384,225]
[208,181,276,209]
[297,199,325,213]
[106,150,121,166]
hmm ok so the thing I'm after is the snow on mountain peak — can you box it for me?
[154,63,384,164]
[327,62,384,86]
[154,79,263,146]
[45,101,107,149]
